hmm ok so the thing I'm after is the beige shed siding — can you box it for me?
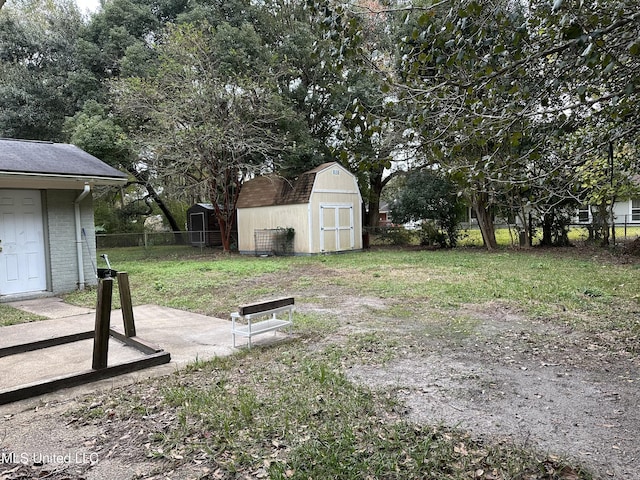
[308,166,362,253]
[312,165,358,192]
[310,176,363,253]
[237,204,310,253]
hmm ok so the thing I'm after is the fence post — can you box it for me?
[92,278,113,370]
[117,272,136,337]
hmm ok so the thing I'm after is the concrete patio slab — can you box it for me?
[6,296,95,319]
[0,299,284,411]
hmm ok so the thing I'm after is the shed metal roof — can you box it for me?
[0,138,128,186]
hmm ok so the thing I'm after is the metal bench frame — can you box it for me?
[231,297,294,349]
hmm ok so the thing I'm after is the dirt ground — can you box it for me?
[1,259,639,479]
[344,302,640,479]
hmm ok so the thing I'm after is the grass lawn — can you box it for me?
[64,243,640,335]
[0,303,46,326]
[49,244,640,479]
[451,226,639,248]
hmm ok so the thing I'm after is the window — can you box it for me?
[632,199,640,222]
[578,205,590,223]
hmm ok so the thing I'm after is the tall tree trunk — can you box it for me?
[146,185,183,242]
[540,212,554,246]
[517,205,531,248]
[364,167,397,228]
[210,166,241,253]
[473,192,497,250]
[594,202,610,246]
[127,167,184,244]
[366,174,383,228]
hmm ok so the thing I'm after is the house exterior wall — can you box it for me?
[613,199,640,224]
[45,190,97,294]
[237,204,310,254]
[574,198,640,225]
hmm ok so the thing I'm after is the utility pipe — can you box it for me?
[74,183,91,290]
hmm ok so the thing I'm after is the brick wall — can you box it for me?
[45,190,97,294]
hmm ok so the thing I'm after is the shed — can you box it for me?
[236,162,363,255]
[0,138,128,300]
[187,203,238,247]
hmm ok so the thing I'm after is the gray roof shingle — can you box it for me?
[0,138,127,180]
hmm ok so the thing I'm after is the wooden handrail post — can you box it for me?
[92,278,113,370]
[117,272,136,337]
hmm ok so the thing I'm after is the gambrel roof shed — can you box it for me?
[0,138,127,300]
[237,162,363,255]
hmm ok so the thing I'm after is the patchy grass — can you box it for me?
[64,245,640,345]
[60,244,640,479]
[73,343,591,480]
[0,304,46,326]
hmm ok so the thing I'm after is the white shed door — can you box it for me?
[0,190,47,295]
[320,205,354,252]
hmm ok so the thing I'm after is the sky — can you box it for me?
[75,0,101,15]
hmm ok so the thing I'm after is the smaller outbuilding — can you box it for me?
[186,203,237,248]
[236,162,363,255]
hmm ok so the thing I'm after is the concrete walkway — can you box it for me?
[0,297,254,410]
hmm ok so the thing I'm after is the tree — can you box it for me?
[112,21,299,251]
[308,0,416,228]
[80,0,164,80]
[0,0,98,140]
[574,129,640,245]
[318,0,639,249]
[64,100,186,238]
[391,168,463,247]
[395,0,538,249]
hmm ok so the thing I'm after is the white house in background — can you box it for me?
[0,138,128,300]
[236,162,363,255]
[575,199,640,225]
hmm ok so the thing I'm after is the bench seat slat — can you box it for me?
[231,299,294,348]
[239,297,294,316]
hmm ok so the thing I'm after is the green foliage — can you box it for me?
[0,0,98,140]
[274,227,295,255]
[64,100,133,169]
[417,221,448,247]
[3,0,638,250]
[372,226,418,246]
[112,20,303,249]
[315,0,639,249]
[391,169,463,247]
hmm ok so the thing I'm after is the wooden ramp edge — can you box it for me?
[0,351,171,405]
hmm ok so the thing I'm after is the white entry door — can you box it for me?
[0,190,47,295]
[320,204,354,252]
